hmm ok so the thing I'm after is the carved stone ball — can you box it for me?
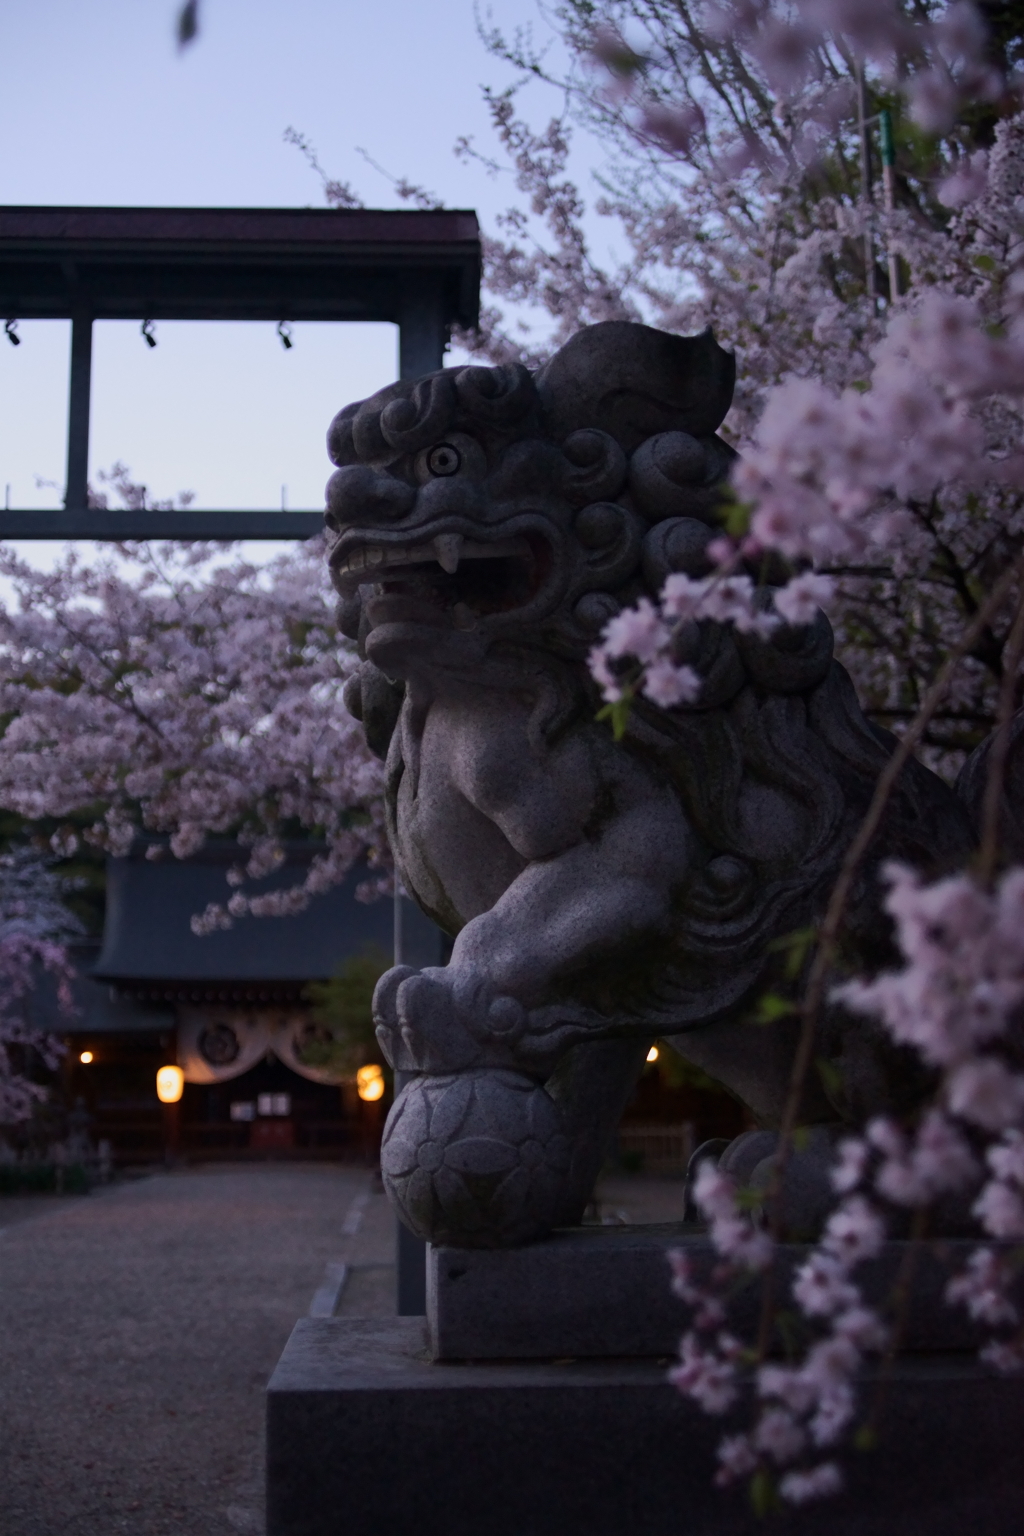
[380,1068,572,1248]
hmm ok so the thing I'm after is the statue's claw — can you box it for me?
[373,963,535,1074]
[372,965,417,1069]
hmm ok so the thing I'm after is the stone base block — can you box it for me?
[428,1225,993,1360]
[266,1317,1024,1536]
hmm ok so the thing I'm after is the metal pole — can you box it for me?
[855,61,877,307]
[393,878,427,1315]
[65,312,93,512]
[393,883,404,967]
[393,283,447,1318]
[399,277,447,380]
[879,108,901,302]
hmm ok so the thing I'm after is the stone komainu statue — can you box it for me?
[326,321,981,1248]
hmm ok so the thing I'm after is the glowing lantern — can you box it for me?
[156,1064,185,1104]
[646,1045,659,1063]
[79,1050,94,1064]
[356,1063,385,1103]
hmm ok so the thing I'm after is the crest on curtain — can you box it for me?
[177,1007,349,1086]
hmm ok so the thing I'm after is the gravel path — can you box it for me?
[0,1164,684,1536]
[0,1164,394,1536]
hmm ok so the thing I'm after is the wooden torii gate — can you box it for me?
[0,203,480,537]
[0,202,480,1312]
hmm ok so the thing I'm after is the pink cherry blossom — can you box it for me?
[803,1332,860,1391]
[600,599,669,664]
[946,1059,1024,1133]
[642,658,701,708]
[987,1130,1024,1187]
[714,1434,758,1486]
[670,1333,740,1414]
[833,1306,889,1351]
[773,572,834,627]
[692,1159,738,1222]
[793,1253,861,1318]
[588,644,626,705]
[981,1339,1024,1374]
[946,1248,1020,1327]
[821,1196,885,1265]
[0,851,80,1121]
[831,1137,868,1194]
[668,1249,728,1329]
[911,1110,980,1197]
[870,1111,978,1207]
[838,867,1024,1073]
[757,1362,818,1416]
[808,1383,856,1446]
[972,1180,1024,1240]
[692,1158,774,1269]
[779,1462,843,1505]
[754,1407,807,1463]
[938,150,990,208]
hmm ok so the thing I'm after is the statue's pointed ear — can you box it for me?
[535,322,735,453]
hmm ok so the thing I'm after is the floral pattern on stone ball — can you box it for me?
[381,1070,572,1248]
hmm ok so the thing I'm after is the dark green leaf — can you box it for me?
[767,925,817,980]
[854,1423,877,1452]
[751,992,796,1024]
[723,494,753,538]
[749,1468,777,1517]
[596,696,632,740]
[816,1057,845,1098]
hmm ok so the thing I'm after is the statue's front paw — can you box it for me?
[373,965,483,1073]
[373,964,534,1073]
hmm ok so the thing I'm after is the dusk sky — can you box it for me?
[0,0,584,556]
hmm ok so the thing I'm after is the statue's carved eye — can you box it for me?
[426,443,461,477]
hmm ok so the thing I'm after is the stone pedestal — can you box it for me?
[266,1227,1024,1536]
[426,1225,991,1360]
[267,1316,1024,1536]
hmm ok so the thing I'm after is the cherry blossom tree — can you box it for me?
[0,456,388,1114]
[566,1,1024,1509]
[458,0,1024,773]
[289,0,1022,768]
[0,528,387,932]
[0,849,79,1123]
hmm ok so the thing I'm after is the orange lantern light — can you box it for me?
[156,1064,185,1104]
[356,1063,385,1103]
[79,1050,94,1064]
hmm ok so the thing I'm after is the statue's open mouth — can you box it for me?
[332,532,550,628]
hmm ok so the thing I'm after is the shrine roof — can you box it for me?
[89,841,439,985]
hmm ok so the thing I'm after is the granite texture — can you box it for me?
[266,1316,1024,1536]
[426,1226,1005,1362]
[327,319,980,1248]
